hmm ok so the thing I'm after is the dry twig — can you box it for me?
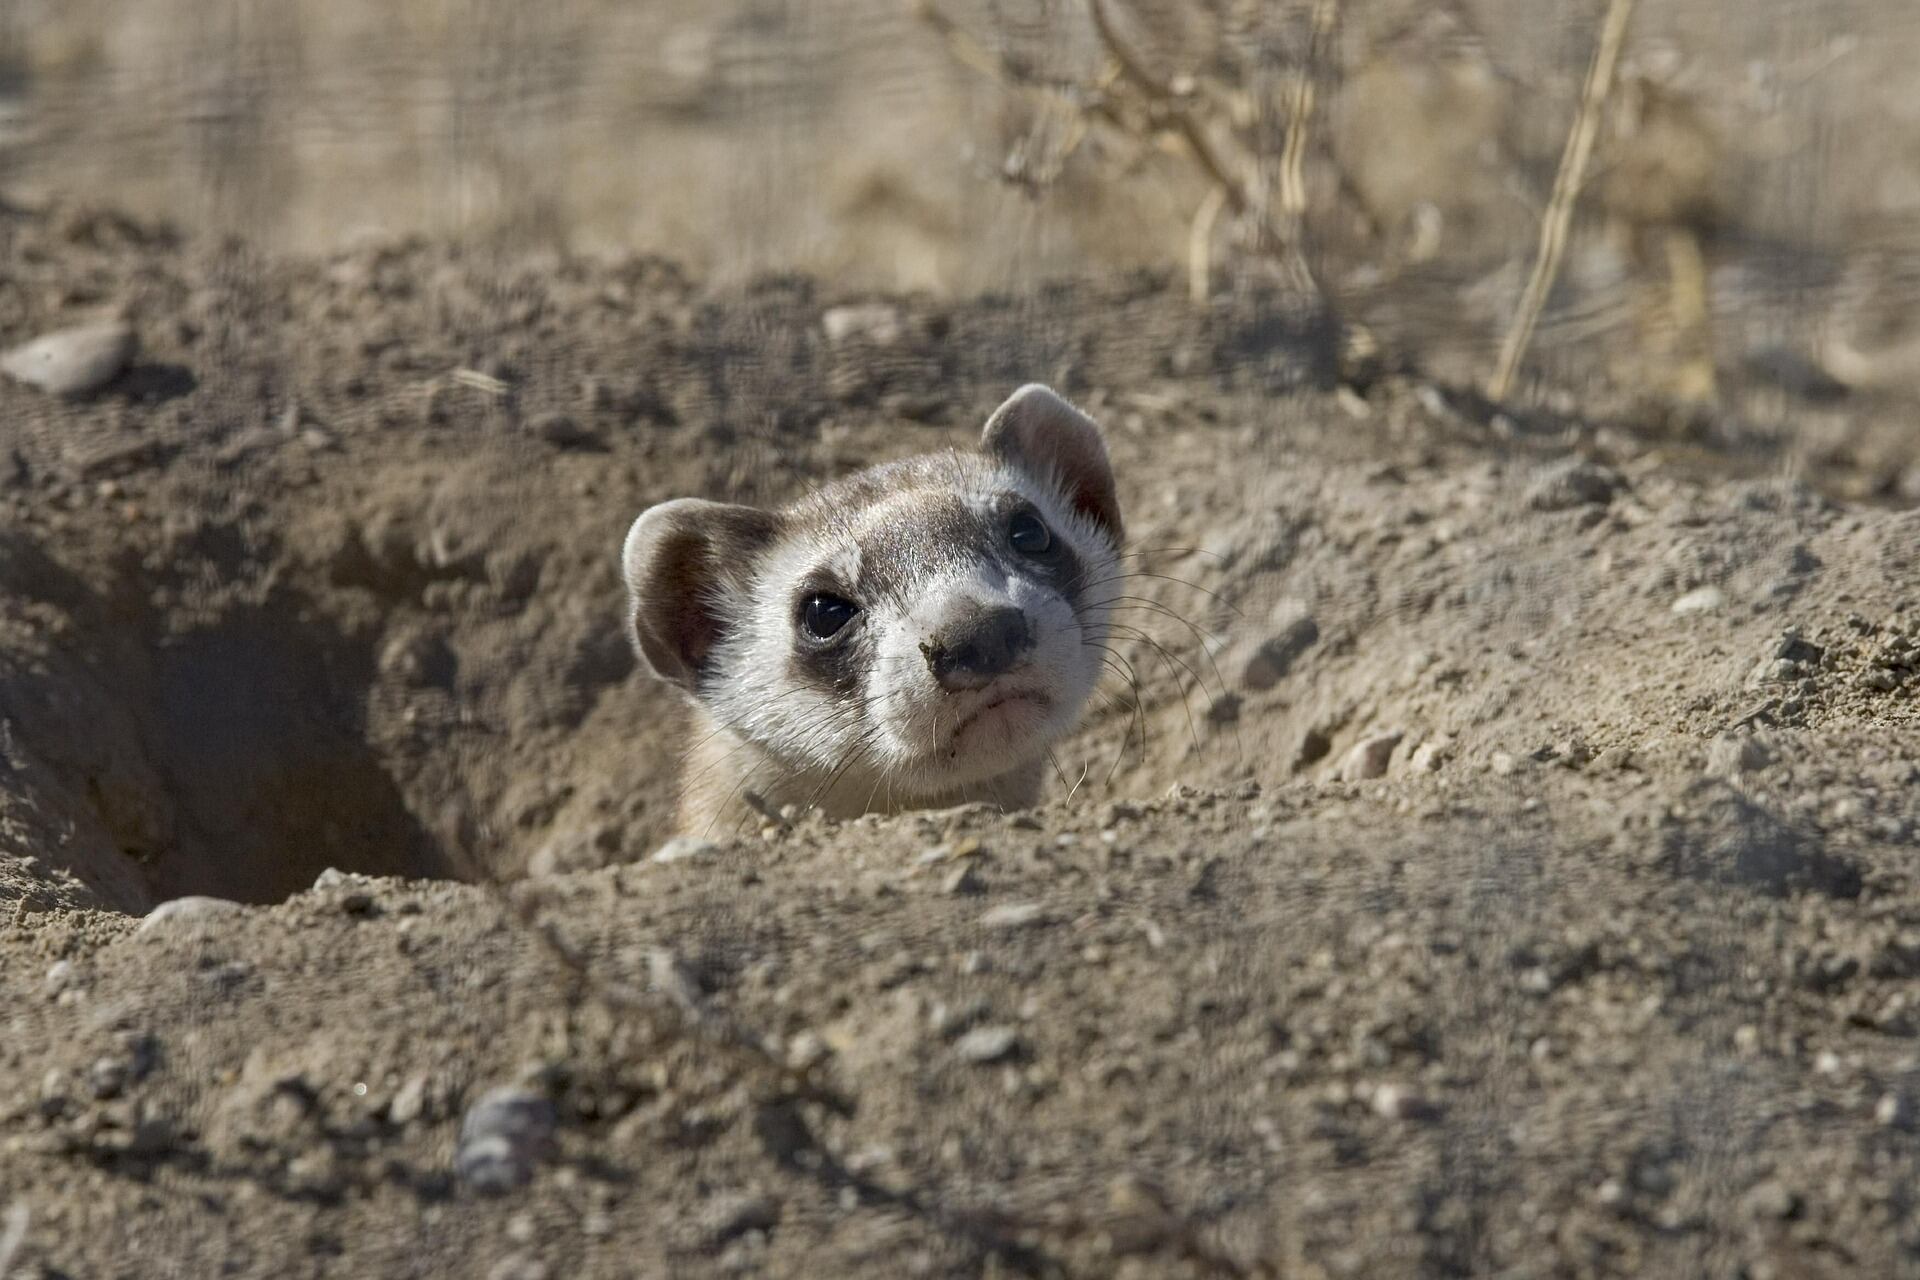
[1488,0,1638,401]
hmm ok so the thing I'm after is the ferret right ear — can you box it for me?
[981,383,1123,545]
[622,499,777,692]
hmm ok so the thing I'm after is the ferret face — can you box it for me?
[624,385,1124,815]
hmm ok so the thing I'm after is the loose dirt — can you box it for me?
[1,202,1917,1278]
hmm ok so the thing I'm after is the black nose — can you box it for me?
[920,606,1032,689]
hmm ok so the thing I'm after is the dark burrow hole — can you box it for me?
[1,533,462,910]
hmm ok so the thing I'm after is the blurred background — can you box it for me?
[2,0,1917,432]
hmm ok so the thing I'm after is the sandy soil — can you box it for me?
[0,202,1918,1278]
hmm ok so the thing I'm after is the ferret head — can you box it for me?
[622,384,1123,808]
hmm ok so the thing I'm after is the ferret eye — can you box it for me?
[1008,511,1053,556]
[801,593,859,640]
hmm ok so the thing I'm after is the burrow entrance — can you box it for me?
[1,530,462,910]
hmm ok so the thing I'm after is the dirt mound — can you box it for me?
[1,206,1917,1277]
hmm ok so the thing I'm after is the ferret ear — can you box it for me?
[622,498,778,692]
[980,383,1123,544]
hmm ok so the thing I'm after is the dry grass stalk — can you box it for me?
[917,0,1335,302]
[1488,0,1639,401]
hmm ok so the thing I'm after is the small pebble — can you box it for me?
[822,303,903,346]
[1671,585,1726,616]
[1369,1082,1431,1121]
[1337,732,1402,782]
[943,865,985,896]
[0,321,136,396]
[980,902,1047,930]
[138,896,246,934]
[455,1086,557,1194]
[388,1075,432,1126]
[1742,1179,1799,1221]
[653,835,721,864]
[700,1191,779,1245]
[1409,742,1446,772]
[954,1025,1023,1064]
[1525,460,1621,511]
[44,959,74,994]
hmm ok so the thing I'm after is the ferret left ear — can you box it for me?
[980,383,1123,544]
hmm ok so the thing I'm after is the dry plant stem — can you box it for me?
[1488,0,1638,401]
[1279,0,1341,222]
[1086,0,1317,294]
[1189,183,1228,304]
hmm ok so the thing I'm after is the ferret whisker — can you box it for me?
[1109,626,1206,754]
[1079,570,1241,615]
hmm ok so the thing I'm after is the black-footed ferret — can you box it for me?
[622,384,1123,833]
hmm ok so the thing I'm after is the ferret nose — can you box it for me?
[920,605,1032,689]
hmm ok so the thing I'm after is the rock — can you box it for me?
[652,835,720,864]
[1704,734,1770,778]
[1337,732,1402,781]
[455,1086,557,1194]
[954,1025,1023,1064]
[138,896,245,934]
[1103,1175,1176,1255]
[980,902,1047,930]
[943,865,985,896]
[1,321,136,396]
[1774,631,1823,665]
[388,1075,432,1126]
[1671,585,1726,616]
[1526,460,1621,511]
[821,303,903,346]
[699,1191,779,1245]
[1489,751,1518,777]
[43,959,74,994]
[1409,741,1446,772]
[1741,1179,1799,1221]
[1240,611,1320,691]
[1369,1082,1432,1121]
[1875,1092,1911,1129]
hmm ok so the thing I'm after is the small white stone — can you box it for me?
[652,835,720,864]
[953,1025,1022,1064]
[1337,732,1402,782]
[138,896,245,934]
[1,321,136,395]
[979,902,1047,930]
[1369,1082,1429,1120]
[821,303,903,346]
[1671,585,1726,616]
